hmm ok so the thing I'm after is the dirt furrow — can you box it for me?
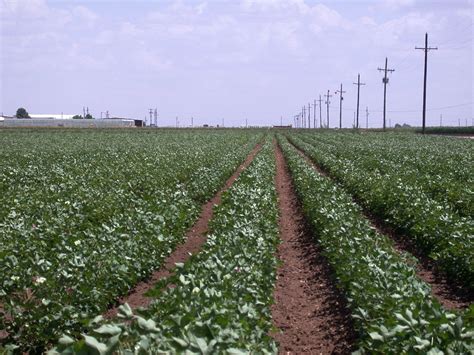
[104,143,262,318]
[271,142,356,354]
[288,139,473,310]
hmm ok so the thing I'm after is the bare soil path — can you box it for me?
[287,139,473,310]
[104,143,262,318]
[271,142,356,354]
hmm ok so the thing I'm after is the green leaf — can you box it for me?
[94,324,122,336]
[137,316,158,331]
[58,334,75,345]
[226,348,248,355]
[83,334,108,355]
[368,332,384,341]
[117,303,133,319]
[172,336,189,347]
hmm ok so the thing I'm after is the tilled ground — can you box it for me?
[104,143,263,318]
[289,140,473,311]
[271,142,356,354]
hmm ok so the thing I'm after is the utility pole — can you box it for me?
[176,116,179,128]
[280,116,283,126]
[439,114,442,127]
[366,106,369,129]
[335,84,346,129]
[325,90,332,128]
[378,57,395,131]
[246,118,248,128]
[308,103,311,129]
[154,108,158,126]
[353,74,366,129]
[191,116,194,127]
[313,99,317,128]
[416,33,438,134]
[302,106,306,128]
[318,95,323,128]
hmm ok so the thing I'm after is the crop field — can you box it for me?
[0,128,473,354]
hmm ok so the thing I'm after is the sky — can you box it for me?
[0,0,472,128]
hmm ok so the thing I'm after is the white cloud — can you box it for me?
[308,4,348,34]
[382,0,416,10]
[0,0,49,19]
[72,6,98,25]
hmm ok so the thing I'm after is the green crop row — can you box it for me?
[51,137,279,354]
[278,135,473,353]
[0,129,261,351]
[288,132,474,291]
[299,132,473,217]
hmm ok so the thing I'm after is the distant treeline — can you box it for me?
[415,126,474,135]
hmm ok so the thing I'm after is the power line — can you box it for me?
[318,95,323,128]
[353,73,366,129]
[416,32,438,134]
[324,90,332,128]
[338,101,472,113]
[335,83,346,129]
[313,99,317,128]
[308,102,311,129]
[377,57,395,131]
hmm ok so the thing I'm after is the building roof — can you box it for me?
[30,114,75,119]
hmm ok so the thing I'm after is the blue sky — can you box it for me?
[0,0,472,127]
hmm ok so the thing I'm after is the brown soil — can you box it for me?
[368,216,474,310]
[271,142,356,354]
[288,140,473,310]
[104,143,262,318]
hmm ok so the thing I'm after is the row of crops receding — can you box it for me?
[278,134,473,353]
[287,131,473,291]
[0,128,473,353]
[0,129,262,350]
[52,137,280,353]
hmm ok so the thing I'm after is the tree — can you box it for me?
[16,107,30,118]
[85,113,93,119]
[72,115,83,119]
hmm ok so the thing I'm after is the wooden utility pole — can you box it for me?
[366,106,369,129]
[318,95,323,128]
[313,99,317,128]
[325,90,332,128]
[416,33,438,134]
[308,103,311,129]
[302,106,305,128]
[335,84,346,129]
[377,58,395,131]
[353,74,366,129]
